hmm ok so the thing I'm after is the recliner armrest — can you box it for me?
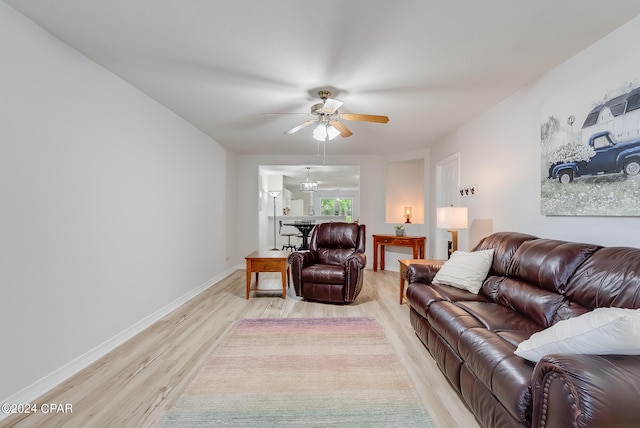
[288,250,315,267]
[531,354,640,428]
[345,252,366,269]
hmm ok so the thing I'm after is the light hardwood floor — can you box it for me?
[1,268,480,428]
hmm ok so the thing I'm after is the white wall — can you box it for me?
[429,14,640,250]
[386,159,425,224]
[0,3,231,403]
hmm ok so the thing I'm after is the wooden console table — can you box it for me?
[372,234,426,271]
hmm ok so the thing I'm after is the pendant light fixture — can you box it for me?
[299,167,318,192]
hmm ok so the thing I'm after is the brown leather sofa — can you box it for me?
[406,232,640,428]
[288,222,366,303]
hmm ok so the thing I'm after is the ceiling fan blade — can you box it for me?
[285,120,316,135]
[330,120,353,138]
[320,98,344,114]
[341,113,389,123]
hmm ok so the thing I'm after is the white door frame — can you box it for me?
[434,153,461,259]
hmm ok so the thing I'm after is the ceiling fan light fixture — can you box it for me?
[327,125,340,140]
[312,124,340,141]
[312,124,327,141]
[269,90,389,142]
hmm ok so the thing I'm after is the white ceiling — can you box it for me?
[6,0,640,158]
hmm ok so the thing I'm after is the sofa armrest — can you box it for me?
[531,354,640,428]
[406,263,440,285]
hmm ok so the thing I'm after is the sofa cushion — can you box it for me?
[515,307,640,362]
[406,283,446,318]
[460,364,530,428]
[458,328,534,424]
[456,301,543,334]
[301,264,345,284]
[494,278,566,328]
[507,239,600,294]
[472,231,538,277]
[407,281,489,319]
[497,330,536,348]
[432,249,494,294]
[427,302,486,353]
[565,247,640,310]
[312,222,364,265]
[430,283,491,303]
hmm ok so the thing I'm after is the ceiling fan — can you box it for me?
[266,90,389,141]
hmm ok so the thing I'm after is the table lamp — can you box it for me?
[436,206,468,258]
[404,206,412,223]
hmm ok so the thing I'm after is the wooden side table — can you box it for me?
[372,234,426,271]
[398,259,445,304]
[245,250,290,299]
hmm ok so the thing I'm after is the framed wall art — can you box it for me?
[541,80,640,217]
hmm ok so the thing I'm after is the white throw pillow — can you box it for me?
[431,249,494,294]
[515,307,640,363]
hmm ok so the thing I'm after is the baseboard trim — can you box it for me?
[0,267,237,420]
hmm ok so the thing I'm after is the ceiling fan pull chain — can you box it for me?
[323,138,326,165]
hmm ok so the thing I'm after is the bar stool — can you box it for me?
[279,220,298,251]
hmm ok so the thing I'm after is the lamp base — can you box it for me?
[404,219,411,223]
[447,229,459,259]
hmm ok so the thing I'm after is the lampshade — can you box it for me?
[436,206,468,229]
[437,206,468,258]
[312,124,340,141]
[327,125,340,140]
[268,191,280,198]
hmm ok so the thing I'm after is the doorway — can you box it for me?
[435,153,461,259]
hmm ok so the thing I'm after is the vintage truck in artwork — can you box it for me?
[548,131,640,183]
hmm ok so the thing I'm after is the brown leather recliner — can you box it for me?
[288,222,366,303]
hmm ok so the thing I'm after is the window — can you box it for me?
[611,102,627,116]
[592,134,612,150]
[626,93,640,112]
[321,198,352,222]
[582,110,599,128]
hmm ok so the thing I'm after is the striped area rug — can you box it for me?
[158,317,434,427]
